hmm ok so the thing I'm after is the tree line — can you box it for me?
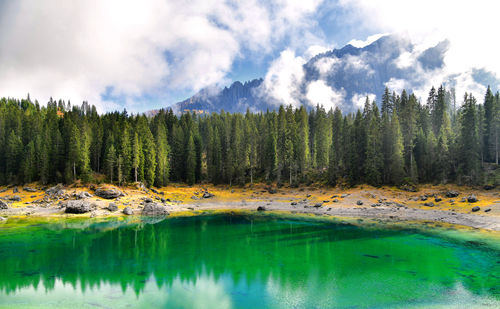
[0,85,498,187]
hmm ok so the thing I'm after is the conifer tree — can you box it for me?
[185,133,196,185]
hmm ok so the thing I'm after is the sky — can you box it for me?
[0,0,499,113]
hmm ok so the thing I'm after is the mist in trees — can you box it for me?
[0,85,498,187]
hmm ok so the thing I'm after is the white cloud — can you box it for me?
[261,49,306,107]
[339,0,500,102]
[351,93,376,110]
[348,33,389,48]
[344,53,374,74]
[0,0,326,112]
[384,78,408,95]
[306,80,345,110]
[314,57,339,77]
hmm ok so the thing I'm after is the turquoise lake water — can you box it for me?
[0,214,499,308]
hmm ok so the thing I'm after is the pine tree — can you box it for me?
[328,107,343,185]
[364,103,383,186]
[295,106,310,178]
[458,93,481,184]
[389,114,405,184]
[154,121,170,187]
[105,144,116,183]
[483,86,495,162]
[132,132,140,183]
[185,133,196,185]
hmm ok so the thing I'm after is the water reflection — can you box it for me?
[0,215,499,308]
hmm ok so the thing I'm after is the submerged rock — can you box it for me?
[142,203,168,216]
[95,187,124,199]
[64,200,96,214]
[123,206,133,215]
[257,206,266,211]
[0,200,9,209]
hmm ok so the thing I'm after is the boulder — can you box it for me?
[400,184,417,192]
[46,185,65,197]
[484,185,496,190]
[150,188,160,194]
[123,206,133,215]
[471,206,480,212]
[23,187,37,192]
[460,197,467,203]
[467,194,478,203]
[64,200,96,214]
[95,187,124,199]
[485,208,491,213]
[291,202,297,206]
[257,206,266,211]
[13,187,18,193]
[356,200,363,206]
[333,199,339,203]
[144,197,153,203]
[0,200,9,209]
[420,196,428,201]
[74,191,93,199]
[142,203,168,216]
[340,194,349,198]
[8,195,21,202]
[191,195,199,200]
[434,197,442,202]
[445,191,459,198]
[202,192,214,198]
[313,203,323,208]
[106,203,118,212]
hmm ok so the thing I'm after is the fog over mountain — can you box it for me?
[174,35,499,114]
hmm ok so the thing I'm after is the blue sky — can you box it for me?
[0,0,499,112]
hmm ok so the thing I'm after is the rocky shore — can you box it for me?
[0,183,499,231]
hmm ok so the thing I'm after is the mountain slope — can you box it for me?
[172,35,497,114]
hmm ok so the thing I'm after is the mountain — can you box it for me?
[174,78,264,114]
[171,34,497,114]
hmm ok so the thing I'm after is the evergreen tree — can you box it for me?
[365,103,383,186]
[185,133,196,185]
[132,132,141,183]
[105,144,116,183]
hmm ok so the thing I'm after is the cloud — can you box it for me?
[339,0,500,102]
[260,49,306,107]
[351,93,376,110]
[306,80,345,110]
[348,33,389,48]
[0,0,326,112]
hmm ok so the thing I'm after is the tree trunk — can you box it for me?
[134,167,138,182]
[73,161,76,181]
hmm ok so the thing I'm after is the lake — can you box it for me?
[0,214,499,308]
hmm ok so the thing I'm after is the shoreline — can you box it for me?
[1,183,499,232]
